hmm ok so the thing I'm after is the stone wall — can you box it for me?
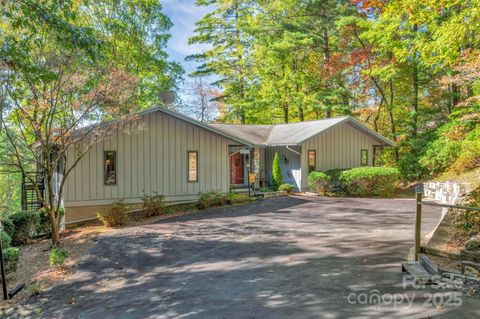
[423,181,465,205]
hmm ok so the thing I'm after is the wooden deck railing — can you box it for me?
[414,192,480,261]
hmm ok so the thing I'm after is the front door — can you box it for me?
[230,152,244,184]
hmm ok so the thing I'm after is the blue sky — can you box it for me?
[162,0,212,75]
[162,0,216,107]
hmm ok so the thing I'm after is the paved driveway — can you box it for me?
[7,196,480,318]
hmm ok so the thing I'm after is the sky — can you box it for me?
[162,0,211,75]
[161,0,215,109]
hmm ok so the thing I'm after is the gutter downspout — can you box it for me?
[286,145,302,156]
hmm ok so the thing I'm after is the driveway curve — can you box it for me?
[6,196,480,319]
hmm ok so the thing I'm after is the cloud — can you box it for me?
[163,0,213,62]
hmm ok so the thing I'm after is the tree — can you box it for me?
[186,76,220,122]
[188,0,257,123]
[272,152,284,190]
[0,0,177,245]
[82,0,183,109]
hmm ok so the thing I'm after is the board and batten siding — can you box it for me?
[299,121,379,191]
[265,146,302,189]
[64,111,235,223]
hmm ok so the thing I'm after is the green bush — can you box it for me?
[225,192,252,205]
[324,169,347,181]
[0,217,15,239]
[278,183,295,194]
[97,201,129,227]
[419,138,461,176]
[0,230,12,248]
[50,246,69,269]
[308,171,330,195]
[36,207,64,237]
[3,247,20,273]
[37,208,51,236]
[272,152,284,191]
[10,210,40,245]
[142,193,166,218]
[324,169,348,192]
[340,167,400,197]
[453,189,480,232]
[450,139,480,173]
[198,191,226,209]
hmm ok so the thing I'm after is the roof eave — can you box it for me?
[152,107,253,147]
[346,117,395,146]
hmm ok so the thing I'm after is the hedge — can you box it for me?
[3,247,20,273]
[339,167,400,197]
[10,210,40,245]
[308,171,330,195]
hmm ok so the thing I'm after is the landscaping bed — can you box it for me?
[0,194,257,310]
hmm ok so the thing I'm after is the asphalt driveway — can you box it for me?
[7,196,480,318]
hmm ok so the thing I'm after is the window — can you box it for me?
[104,151,117,185]
[188,151,198,182]
[308,150,316,172]
[361,149,368,166]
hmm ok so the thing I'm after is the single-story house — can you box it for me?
[58,107,392,224]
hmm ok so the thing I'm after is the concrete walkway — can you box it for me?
[6,196,480,318]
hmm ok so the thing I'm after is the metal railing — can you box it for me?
[414,192,480,261]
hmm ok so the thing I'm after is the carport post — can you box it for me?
[415,192,422,261]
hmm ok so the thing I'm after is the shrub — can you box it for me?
[0,217,15,239]
[324,169,347,192]
[0,230,12,248]
[272,152,284,191]
[198,192,226,209]
[142,193,165,218]
[37,208,51,236]
[36,207,64,237]
[225,193,252,205]
[3,247,20,273]
[278,183,295,194]
[308,171,330,195]
[50,246,69,269]
[340,167,400,197]
[453,189,480,232]
[465,237,480,251]
[97,201,129,227]
[419,138,461,176]
[450,139,480,173]
[10,210,40,245]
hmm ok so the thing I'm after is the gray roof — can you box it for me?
[206,123,274,145]
[68,107,253,146]
[209,116,394,146]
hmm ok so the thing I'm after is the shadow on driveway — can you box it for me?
[6,196,480,319]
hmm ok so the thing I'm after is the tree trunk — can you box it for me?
[50,213,60,246]
[323,29,330,64]
[323,29,331,119]
[283,104,289,123]
[452,83,460,107]
[411,24,419,137]
[388,78,399,159]
[411,60,419,137]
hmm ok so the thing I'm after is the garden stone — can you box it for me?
[465,236,480,251]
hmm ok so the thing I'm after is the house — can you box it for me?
[61,107,393,224]
[210,118,393,191]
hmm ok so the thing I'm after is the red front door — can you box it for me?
[230,152,244,184]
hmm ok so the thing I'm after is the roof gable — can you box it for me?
[209,116,393,146]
